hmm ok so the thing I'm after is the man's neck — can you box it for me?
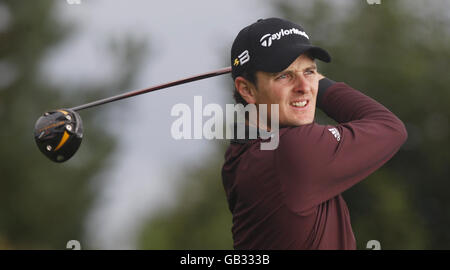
[245,117,271,132]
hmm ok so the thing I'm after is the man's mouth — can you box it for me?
[290,100,309,108]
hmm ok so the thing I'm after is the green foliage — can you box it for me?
[139,144,233,249]
[0,0,146,249]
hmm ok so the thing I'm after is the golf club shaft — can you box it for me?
[70,66,232,112]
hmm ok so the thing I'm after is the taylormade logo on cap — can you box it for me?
[260,28,309,47]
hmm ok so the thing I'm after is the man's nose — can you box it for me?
[293,73,310,93]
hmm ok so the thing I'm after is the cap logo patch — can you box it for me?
[260,28,309,47]
[234,50,250,66]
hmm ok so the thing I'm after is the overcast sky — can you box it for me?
[42,0,277,249]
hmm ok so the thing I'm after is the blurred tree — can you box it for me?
[138,0,449,250]
[0,0,146,249]
[138,144,233,249]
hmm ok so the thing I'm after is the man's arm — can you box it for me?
[275,79,408,213]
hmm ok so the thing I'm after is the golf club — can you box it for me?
[34,66,232,163]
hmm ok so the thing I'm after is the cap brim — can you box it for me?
[254,44,331,73]
[306,46,331,63]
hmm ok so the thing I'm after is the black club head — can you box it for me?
[34,109,83,163]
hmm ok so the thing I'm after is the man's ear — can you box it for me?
[234,76,257,104]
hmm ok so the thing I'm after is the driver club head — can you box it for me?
[34,109,83,163]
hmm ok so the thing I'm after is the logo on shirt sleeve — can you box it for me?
[328,127,341,142]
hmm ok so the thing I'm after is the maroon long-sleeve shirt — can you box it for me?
[221,78,408,250]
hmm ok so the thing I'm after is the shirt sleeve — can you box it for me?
[275,79,408,214]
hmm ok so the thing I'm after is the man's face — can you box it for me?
[253,54,320,127]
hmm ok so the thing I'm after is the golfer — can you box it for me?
[222,18,408,249]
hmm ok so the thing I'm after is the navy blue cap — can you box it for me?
[231,18,331,79]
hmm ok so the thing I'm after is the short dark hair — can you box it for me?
[233,68,257,106]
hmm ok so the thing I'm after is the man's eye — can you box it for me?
[276,74,288,80]
[305,70,315,75]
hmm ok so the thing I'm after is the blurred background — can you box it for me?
[0,0,448,249]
